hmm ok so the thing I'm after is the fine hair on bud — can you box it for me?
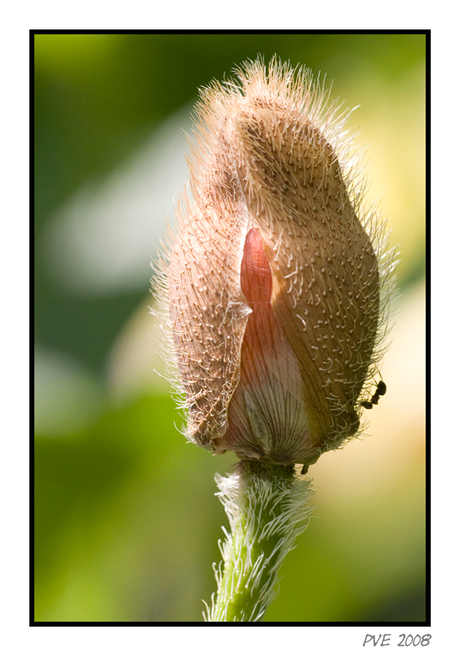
[155,56,397,468]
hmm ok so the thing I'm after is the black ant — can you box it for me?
[361,380,386,410]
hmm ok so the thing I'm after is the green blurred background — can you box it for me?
[34,32,426,622]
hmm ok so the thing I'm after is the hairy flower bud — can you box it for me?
[161,58,395,468]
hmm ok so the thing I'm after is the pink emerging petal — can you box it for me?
[218,228,318,465]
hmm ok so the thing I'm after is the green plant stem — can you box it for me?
[205,461,314,622]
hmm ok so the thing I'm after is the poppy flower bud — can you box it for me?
[164,58,394,468]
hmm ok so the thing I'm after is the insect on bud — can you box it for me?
[162,58,395,468]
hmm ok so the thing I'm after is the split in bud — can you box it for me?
[160,57,396,468]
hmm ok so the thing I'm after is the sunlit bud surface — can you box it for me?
[163,58,395,467]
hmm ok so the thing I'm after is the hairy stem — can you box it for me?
[205,461,314,622]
